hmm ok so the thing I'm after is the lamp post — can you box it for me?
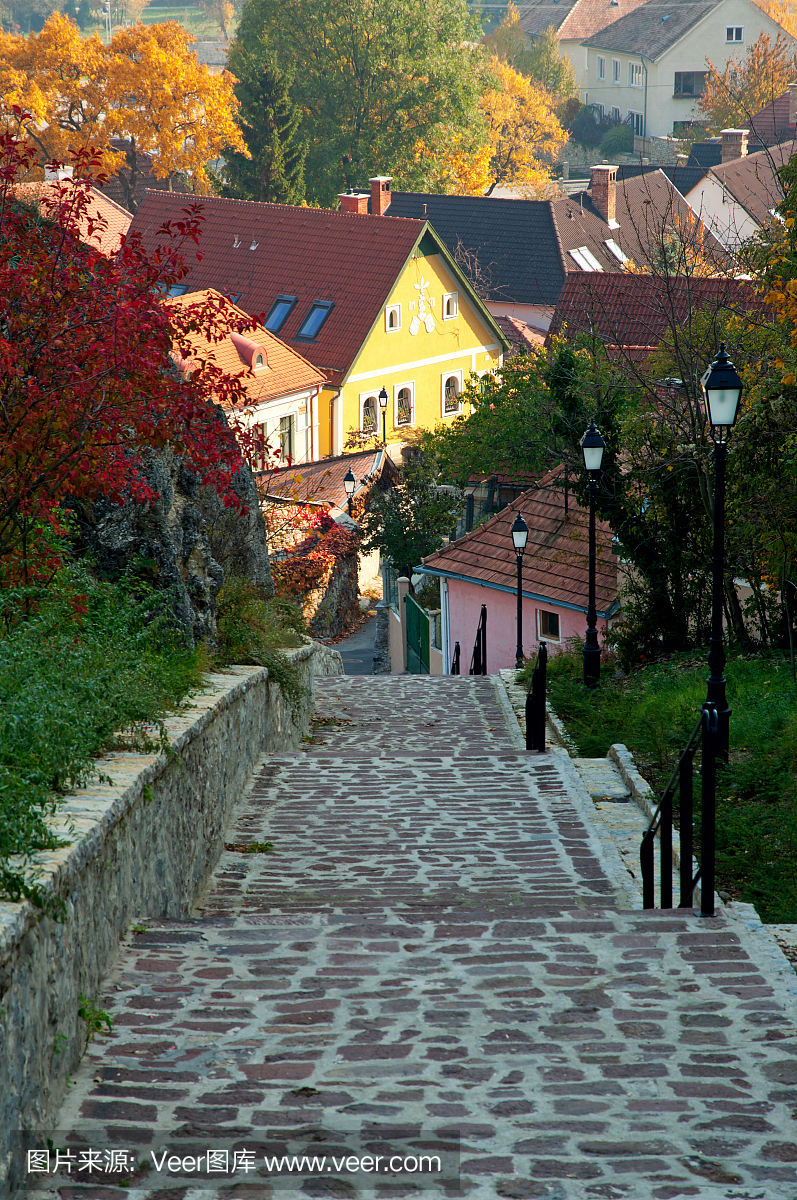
[700,342,743,761]
[511,512,529,668]
[378,386,388,446]
[343,467,356,518]
[581,420,605,688]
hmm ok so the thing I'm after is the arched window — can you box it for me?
[443,374,461,415]
[254,352,265,367]
[396,387,412,425]
[361,395,377,433]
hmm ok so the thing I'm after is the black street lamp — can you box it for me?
[700,342,743,760]
[378,386,388,446]
[581,420,605,687]
[343,467,356,517]
[511,512,529,668]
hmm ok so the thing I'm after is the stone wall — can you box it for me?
[0,642,342,1195]
[308,549,359,639]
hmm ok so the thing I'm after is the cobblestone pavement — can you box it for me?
[35,676,797,1200]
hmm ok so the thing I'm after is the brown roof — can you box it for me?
[494,315,546,355]
[129,192,435,387]
[421,470,617,618]
[169,289,326,407]
[518,0,649,40]
[547,273,759,358]
[581,0,719,58]
[262,448,395,509]
[707,141,795,227]
[11,182,131,254]
[746,91,794,147]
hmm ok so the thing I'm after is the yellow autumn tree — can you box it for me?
[0,15,246,210]
[698,31,797,132]
[480,58,566,197]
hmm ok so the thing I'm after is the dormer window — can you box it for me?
[265,295,297,334]
[254,352,265,368]
[296,300,333,341]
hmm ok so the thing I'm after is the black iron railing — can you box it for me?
[525,641,547,752]
[451,641,461,675]
[469,605,487,675]
[640,702,718,917]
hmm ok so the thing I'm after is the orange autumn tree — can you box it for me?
[0,15,246,210]
[698,31,797,133]
[480,58,565,197]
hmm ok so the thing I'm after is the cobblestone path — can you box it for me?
[40,676,797,1200]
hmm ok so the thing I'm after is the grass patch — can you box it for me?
[519,646,797,922]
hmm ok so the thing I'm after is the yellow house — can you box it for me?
[130,183,509,461]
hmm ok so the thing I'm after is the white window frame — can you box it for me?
[385,303,401,333]
[597,55,605,80]
[628,109,644,136]
[538,608,562,642]
[442,291,458,320]
[726,25,743,41]
[359,390,379,435]
[629,62,642,88]
[604,238,628,264]
[611,106,621,122]
[612,58,621,84]
[441,369,464,417]
[569,245,604,272]
[393,380,415,428]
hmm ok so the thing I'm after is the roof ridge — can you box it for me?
[139,189,424,225]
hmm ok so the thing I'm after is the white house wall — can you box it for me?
[583,0,793,139]
[684,174,762,249]
[244,386,320,466]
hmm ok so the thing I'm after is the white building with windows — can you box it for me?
[580,0,794,140]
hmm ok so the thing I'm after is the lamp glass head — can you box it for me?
[511,512,529,554]
[581,420,605,473]
[343,468,356,497]
[378,387,388,409]
[700,342,742,431]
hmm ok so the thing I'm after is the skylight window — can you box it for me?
[296,300,334,340]
[265,295,297,333]
[569,246,604,272]
[604,239,628,264]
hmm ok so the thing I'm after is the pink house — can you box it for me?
[418,471,619,673]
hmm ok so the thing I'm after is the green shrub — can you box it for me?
[0,566,204,907]
[600,123,633,156]
[216,575,309,717]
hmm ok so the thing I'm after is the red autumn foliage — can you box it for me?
[0,114,263,578]
[271,516,359,598]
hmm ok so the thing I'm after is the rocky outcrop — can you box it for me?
[71,447,272,647]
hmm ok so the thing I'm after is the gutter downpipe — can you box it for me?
[641,54,648,140]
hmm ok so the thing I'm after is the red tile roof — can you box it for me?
[262,447,396,510]
[12,182,131,254]
[494,315,545,355]
[746,91,794,147]
[169,289,325,407]
[518,0,649,40]
[547,273,760,359]
[421,469,617,618]
[707,141,796,228]
[129,192,431,386]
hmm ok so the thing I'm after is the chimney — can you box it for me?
[789,80,797,128]
[338,190,370,215]
[720,128,748,162]
[590,164,617,224]
[369,175,392,216]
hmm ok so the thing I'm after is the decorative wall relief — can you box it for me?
[410,277,436,335]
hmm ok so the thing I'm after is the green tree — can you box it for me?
[76,0,90,27]
[359,453,463,583]
[223,37,306,204]
[524,25,578,97]
[233,0,486,205]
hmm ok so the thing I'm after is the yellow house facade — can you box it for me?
[324,232,506,457]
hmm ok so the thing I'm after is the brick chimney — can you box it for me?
[720,128,749,163]
[590,164,617,224]
[338,190,370,215]
[789,80,797,128]
[369,175,392,216]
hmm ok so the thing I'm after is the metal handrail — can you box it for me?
[641,705,717,915]
[451,641,460,675]
[525,641,547,752]
[469,605,487,675]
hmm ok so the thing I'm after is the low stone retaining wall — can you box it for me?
[0,642,342,1195]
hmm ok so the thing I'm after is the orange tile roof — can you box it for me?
[169,289,326,407]
[12,182,132,255]
[262,448,395,509]
[421,469,617,618]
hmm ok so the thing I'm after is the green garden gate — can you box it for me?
[404,592,430,674]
